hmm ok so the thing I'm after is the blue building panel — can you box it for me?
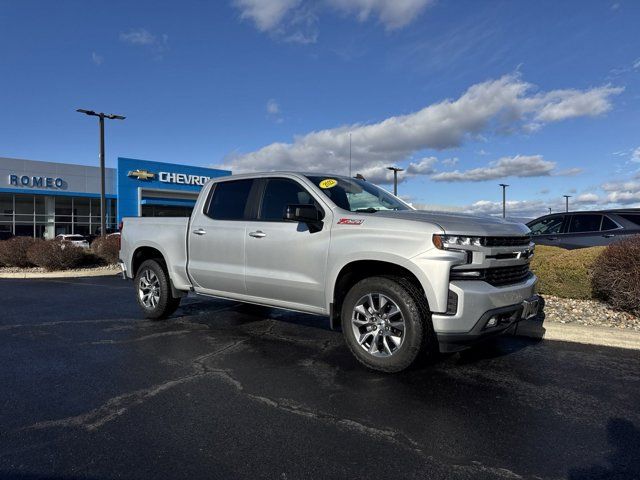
[117,157,231,221]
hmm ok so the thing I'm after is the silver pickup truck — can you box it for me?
[119,172,541,372]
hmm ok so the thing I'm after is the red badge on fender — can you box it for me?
[337,218,364,225]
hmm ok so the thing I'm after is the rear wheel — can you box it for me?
[134,259,181,319]
[341,276,434,373]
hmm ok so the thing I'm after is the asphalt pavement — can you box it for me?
[1,276,639,479]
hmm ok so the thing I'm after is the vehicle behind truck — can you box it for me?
[119,172,541,372]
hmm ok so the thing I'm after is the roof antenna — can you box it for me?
[349,133,352,177]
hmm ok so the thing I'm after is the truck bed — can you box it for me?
[120,216,192,291]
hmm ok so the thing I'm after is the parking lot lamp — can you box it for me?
[499,184,509,218]
[386,166,404,196]
[76,109,125,237]
[563,195,571,213]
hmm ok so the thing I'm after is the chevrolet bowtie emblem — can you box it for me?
[128,169,156,180]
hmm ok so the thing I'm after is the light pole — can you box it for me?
[77,109,125,237]
[563,195,571,213]
[548,207,552,215]
[386,166,404,196]
[499,183,509,218]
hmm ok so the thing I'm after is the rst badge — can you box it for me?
[338,218,364,225]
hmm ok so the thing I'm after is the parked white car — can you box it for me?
[56,234,90,249]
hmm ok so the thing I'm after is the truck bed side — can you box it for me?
[120,217,192,291]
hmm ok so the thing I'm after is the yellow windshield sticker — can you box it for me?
[319,178,338,189]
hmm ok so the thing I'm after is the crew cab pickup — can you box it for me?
[119,172,541,372]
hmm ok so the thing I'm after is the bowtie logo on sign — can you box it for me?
[127,169,156,181]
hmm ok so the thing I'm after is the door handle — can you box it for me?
[249,230,266,238]
[602,233,615,238]
[192,228,207,236]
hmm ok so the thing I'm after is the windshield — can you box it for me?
[306,176,412,212]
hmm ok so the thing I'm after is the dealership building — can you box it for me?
[0,156,230,238]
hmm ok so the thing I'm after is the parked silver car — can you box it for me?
[527,209,640,249]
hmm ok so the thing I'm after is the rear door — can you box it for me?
[558,214,617,248]
[188,178,256,295]
[244,176,331,311]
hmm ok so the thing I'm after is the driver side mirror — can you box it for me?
[284,204,323,232]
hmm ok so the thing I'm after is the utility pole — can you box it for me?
[563,195,571,213]
[386,166,404,196]
[499,183,509,218]
[77,109,125,236]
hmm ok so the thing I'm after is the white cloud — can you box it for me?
[327,0,433,30]
[119,28,168,58]
[232,0,431,42]
[554,167,583,176]
[632,146,640,162]
[219,75,622,179]
[601,179,640,205]
[576,193,599,203]
[91,52,103,66]
[531,85,623,123]
[266,99,283,123]
[266,99,280,115]
[232,0,318,44]
[430,155,556,182]
[441,157,458,166]
[233,0,300,31]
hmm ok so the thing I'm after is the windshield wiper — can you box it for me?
[354,208,378,213]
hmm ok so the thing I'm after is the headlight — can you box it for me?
[433,234,482,250]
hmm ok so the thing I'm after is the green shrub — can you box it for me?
[530,245,604,299]
[0,237,39,267]
[26,240,85,271]
[591,236,640,314]
[90,235,120,264]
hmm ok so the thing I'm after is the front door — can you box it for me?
[244,177,331,311]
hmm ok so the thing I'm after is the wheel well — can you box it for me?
[331,260,424,329]
[132,247,166,277]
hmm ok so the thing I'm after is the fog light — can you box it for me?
[486,316,498,328]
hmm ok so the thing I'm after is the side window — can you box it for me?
[205,179,254,220]
[619,214,640,227]
[568,214,602,233]
[529,216,565,235]
[259,178,317,221]
[601,216,619,231]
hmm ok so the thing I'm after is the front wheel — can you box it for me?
[341,276,434,373]
[134,259,181,319]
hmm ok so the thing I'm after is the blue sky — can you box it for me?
[1,0,639,216]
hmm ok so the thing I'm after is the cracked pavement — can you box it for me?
[1,277,639,479]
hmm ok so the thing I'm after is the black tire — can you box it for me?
[134,259,181,320]
[341,276,435,373]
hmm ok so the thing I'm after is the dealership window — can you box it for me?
[0,193,117,238]
[0,193,13,234]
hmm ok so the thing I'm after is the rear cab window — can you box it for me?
[205,179,254,220]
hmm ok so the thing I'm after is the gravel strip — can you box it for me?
[542,295,640,332]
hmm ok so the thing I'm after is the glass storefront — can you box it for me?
[0,193,116,238]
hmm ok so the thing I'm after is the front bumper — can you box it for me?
[432,275,541,352]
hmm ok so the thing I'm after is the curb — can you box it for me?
[516,318,640,351]
[0,268,121,279]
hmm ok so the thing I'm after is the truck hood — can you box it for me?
[372,210,531,236]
